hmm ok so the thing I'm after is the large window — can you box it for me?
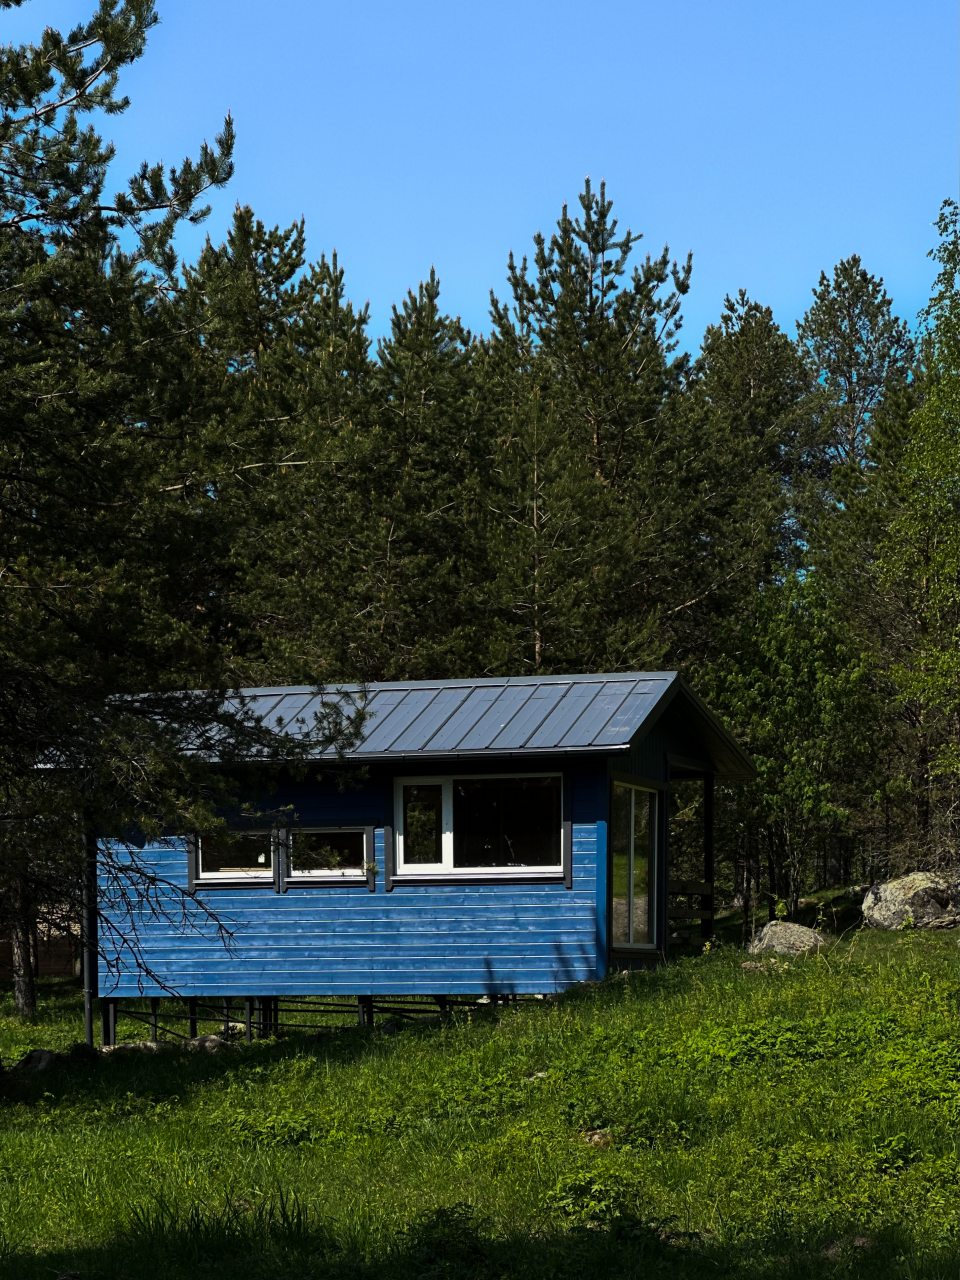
[395,775,563,877]
[610,782,657,947]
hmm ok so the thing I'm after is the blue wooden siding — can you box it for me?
[99,764,607,998]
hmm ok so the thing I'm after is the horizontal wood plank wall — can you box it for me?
[99,765,604,998]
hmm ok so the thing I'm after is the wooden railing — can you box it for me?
[667,878,714,946]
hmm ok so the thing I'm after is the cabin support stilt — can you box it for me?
[81,828,98,1050]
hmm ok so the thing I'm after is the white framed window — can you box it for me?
[394,774,564,877]
[287,827,370,880]
[194,825,373,888]
[196,829,274,881]
[610,781,657,948]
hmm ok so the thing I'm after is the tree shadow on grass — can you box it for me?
[5,1200,958,1280]
[0,1015,467,1113]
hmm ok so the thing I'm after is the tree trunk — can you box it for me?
[10,878,37,1019]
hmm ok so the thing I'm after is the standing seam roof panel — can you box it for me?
[524,681,606,750]
[387,686,474,753]
[421,686,504,752]
[348,689,412,752]
[488,683,570,750]
[453,685,538,752]
[359,688,439,752]
[588,680,673,746]
[558,680,637,748]
[265,692,322,732]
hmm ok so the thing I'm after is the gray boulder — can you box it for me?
[102,1040,161,1055]
[14,1048,61,1072]
[748,920,825,957]
[862,872,960,930]
[185,1034,229,1053]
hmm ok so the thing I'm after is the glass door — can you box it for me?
[610,782,657,947]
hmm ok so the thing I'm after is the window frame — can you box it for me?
[608,779,659,951]
[190,825,376,892]
[393,772,569,882]
[192,828,276,885]
[284,825,374,887]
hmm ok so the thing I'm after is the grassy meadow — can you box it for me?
[1,927,959,1279]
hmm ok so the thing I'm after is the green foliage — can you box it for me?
[871,202,960,860]
[482,179,691,672]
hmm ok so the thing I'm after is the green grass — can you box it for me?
[2,929,960,1278]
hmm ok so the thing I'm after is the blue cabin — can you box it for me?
[98,672,752,1033]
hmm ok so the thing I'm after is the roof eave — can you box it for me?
[634,674,755,782]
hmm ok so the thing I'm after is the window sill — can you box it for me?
[285,874,368,886]
[392,871,566,886]
[195,877,274,889]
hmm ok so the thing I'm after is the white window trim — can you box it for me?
[394,773,564,878]
[286,826,370,881]
[196,830,275,882]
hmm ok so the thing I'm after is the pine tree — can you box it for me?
[0,3,344,1012]
[874,202,960,864]
[484,181,693,672]
[797,255,915,527]
[799,260,922,871]
[343,269,496,679]
[673,291,811,664]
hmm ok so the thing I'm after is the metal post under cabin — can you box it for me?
[100,998,117,1048]
[81,828,98,1050]
[434,994,449,1017]
[222,998,230,1036]
[702,775,716,941]
[244,998,253,1044]
[188,997,198,1038]
[357,995,374,1028]
[149,998,159,1042]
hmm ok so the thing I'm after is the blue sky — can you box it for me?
[9,0,959,350]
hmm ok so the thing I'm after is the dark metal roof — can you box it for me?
[225,673,754,780]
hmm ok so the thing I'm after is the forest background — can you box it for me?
[2,1,959,1015]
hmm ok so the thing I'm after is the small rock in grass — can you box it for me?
[185,1033,229,1053]
[748,920,825,957]
[14,1048,61,1072]
[102,1040,160,1055]
[581,1128,612,1147]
